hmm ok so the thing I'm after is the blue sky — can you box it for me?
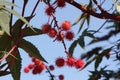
[0,0,120,80]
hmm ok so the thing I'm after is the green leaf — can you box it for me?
[2,7,34,31]
[85,33,95,39]
[72,13,86,26]
[86,14,90,26]
[100,48,111,59]
[77,17,86,34]
[0,1,17,7]
[95,55,102,70]
[0,29,4,35]
[117,2,120,14]
[0,11,10,35]
[81,47,101,60]
[0,51,5,59]
[114,0,118,3]
[19,39,47,62]
[6,49,21,80]
[69,40,78,56]
[0,33,11,51]
[82,28,88,35]
[78,36,85,49]
[94,48,111,70]
[23,27,43,37]
[12,16,34,37]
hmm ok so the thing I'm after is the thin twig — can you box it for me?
[93,0,105,13]
[22,0,28,16]
[93,19,109,34]
[0,45,17,62]
[46,67,54,80]
[65,0,120,21]
[10,0,14,35]
[51,13,68,54]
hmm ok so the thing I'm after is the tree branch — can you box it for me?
[66,0,120,21]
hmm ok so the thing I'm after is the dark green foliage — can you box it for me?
[19,39,47,62]
[69,40,78,56]
[6,49,21,80]
[0,71,10,76]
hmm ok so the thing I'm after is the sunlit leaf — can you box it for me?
[114,0,118,3]
[2,7,34,31]
[69,40,78,56]
[0,1,17,7]
[117,2,120,14]
[0,29,4,35]
[19,39,47,62]
[0,11,10,35]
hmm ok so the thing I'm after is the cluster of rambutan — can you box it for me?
[41,20,74,41]
[43,0,74,42]
[24,57,46,74]
[48,55,84,71]
[55,55,84,69]
[47,55,84,80]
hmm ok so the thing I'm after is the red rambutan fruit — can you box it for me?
[55,57,65,67]
[24,67,30,73]
[41,24,51,33]
[49,65,55,71]
[65,31,74,40]
[56,33,65,41]
[58,74,64,80]
[75,59,84,69]
[56,0,66,7]
[66,56,76,67]
[48,28,57,37]
[45,5,55,16]
[61,21,71,31]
